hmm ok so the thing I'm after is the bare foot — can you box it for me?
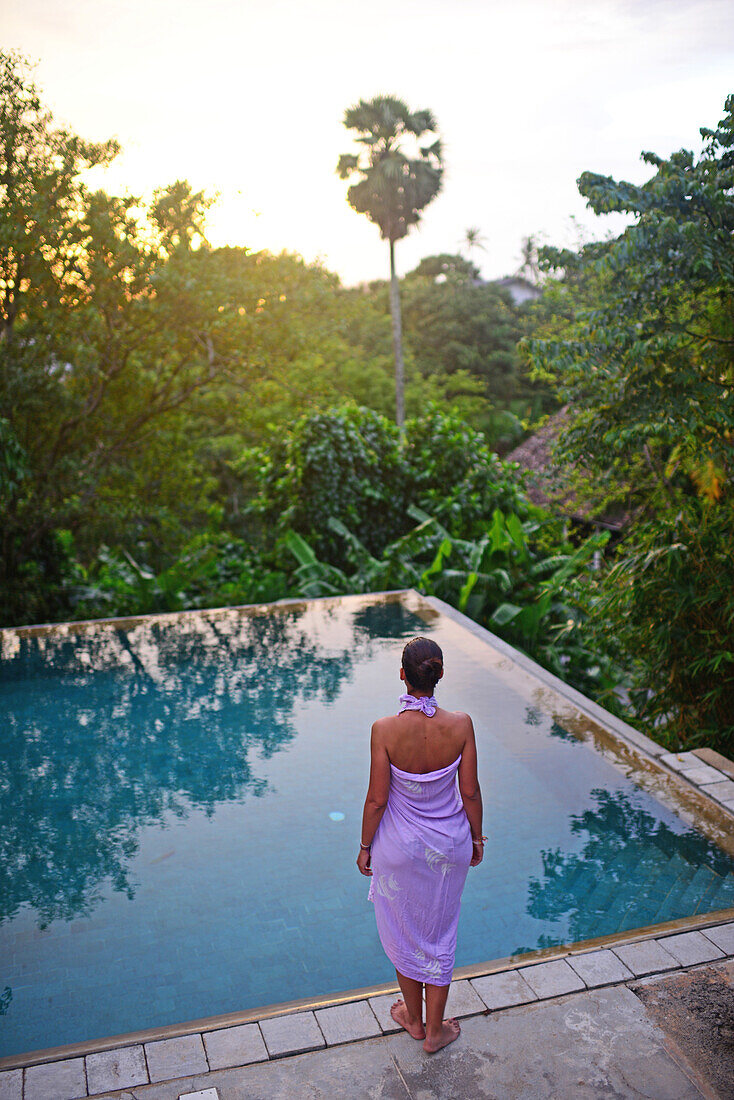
[390,998,426,1040]
[423,1017,461,1053]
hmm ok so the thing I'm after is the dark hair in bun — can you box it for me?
[402,636,444,692]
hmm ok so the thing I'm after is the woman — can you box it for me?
[357,636,484,1054]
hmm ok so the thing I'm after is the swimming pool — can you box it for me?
[2,590,734,1058]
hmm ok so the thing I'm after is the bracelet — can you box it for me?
[472,835,488,846]
[360,841,371,850]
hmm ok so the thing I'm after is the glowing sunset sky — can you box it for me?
[5,0,733,285]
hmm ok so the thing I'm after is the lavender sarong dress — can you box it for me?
[367,695,473,985]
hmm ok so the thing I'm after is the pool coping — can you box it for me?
[3,588,734,1083]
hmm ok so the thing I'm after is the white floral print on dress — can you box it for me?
[374,873,401,900]
[424,846,453,877]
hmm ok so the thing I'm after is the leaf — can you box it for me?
[282,530,318,567]
[491,602,523,626]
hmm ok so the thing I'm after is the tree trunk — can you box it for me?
[389,238,405,428]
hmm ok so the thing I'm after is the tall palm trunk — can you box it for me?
[389,238,405,428]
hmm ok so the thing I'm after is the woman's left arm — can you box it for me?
[356,721,391,876]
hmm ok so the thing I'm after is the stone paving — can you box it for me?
[660,748,734,815]
[3,920,733,1099]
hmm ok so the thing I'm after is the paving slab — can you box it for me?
[314,1000,381,1045]
[86,1044,147,1094]
[721,798,734,814]
[567,948,634,987]
[259,1011,325,1057]
[87,1033,412,1099]
[518,958,586,998]
[694,747,734,781]
[699,778,734,801]
[386,986,701,1100]
[145,1034,208,1083]
[613,938,680,977]
[659,930,726,967]
[660,751,700,770]
[368,992,403,1033]
[202,1022,268,1069]
[24,1057,87,1100]
[444,977,486,1018]
[471,968,538,1009]
[702,921,734,955]
[0,1069,22,1100]
[678,764,727,785]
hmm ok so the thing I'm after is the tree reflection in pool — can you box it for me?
[0,599,425,930]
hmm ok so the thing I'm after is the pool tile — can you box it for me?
[567,949,634,987]
[518,959,586,999]
[657,930,725,967]
[144,1033,208,1082]
[24,1057,86,1100]
[85,1044,147,1094]
[445,978,486,1017]
[0,1069,22,1100]
[260,1011,325,1057]
[315,1000,381,1045]
[612,939,679,977]
[702,922,734,955]
[471,969,538,1010]
[202,1022,268,1069]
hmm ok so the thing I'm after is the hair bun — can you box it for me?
[401,637,444,692]
[419,656,443,674]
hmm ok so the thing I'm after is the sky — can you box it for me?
[4,0,734,285]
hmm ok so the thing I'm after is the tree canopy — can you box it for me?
[337,95,443,244]
[524,93,734,751]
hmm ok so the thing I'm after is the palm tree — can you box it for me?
[462,226,487,262]
[516,234,541,285]
[337,96,443,427]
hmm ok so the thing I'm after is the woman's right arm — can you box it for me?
[457,715,484,866]
[356,720,391,876]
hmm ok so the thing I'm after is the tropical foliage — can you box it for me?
[524,93,734,752]
[284,506,613,701]
[3,46,733,756]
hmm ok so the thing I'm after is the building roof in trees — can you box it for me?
[506,407,631,531]
[493,276,542,305]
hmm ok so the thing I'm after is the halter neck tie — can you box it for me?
[398,693,438,717]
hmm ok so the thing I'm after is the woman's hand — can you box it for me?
[357,847,372,876]
[470,839,485,867]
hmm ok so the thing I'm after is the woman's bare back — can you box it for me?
[376,707,472,775]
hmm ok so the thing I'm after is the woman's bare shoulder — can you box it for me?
[440,708,474,726]
[371,714,400,738]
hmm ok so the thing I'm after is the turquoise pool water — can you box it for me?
[2,592,734,1057]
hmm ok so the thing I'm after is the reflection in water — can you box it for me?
[1,606,353,927]
[514,788,734,953]
[0,598,430,930]
[351,600,436,643]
